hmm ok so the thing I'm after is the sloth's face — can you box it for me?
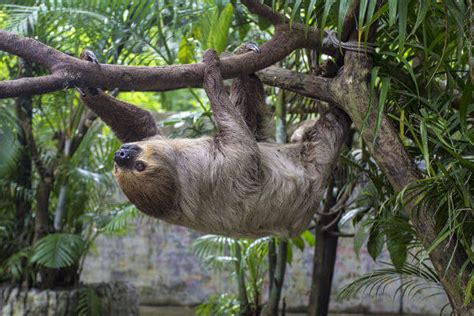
[113,141,178,219]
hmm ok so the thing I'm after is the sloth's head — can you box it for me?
[113,141,178,219]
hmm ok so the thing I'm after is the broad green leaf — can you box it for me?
[32,233,85,269]
[367,225,384,260]
[386,231,407,271]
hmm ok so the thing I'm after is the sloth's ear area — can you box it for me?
[77,49,160,143]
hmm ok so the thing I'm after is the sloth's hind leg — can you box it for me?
[230,43,274,142]
[297,107,351,179]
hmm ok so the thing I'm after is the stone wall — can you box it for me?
[0,282,138,316]
[81,220,450,314]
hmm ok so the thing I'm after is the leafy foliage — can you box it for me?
[0,0,472,310]
[31,233,85,269]
[76,287,103,316]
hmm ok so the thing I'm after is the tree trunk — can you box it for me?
[14,59,33,249]
[331,47,474,315]
[33,176,53,244]
[308,180,339,316]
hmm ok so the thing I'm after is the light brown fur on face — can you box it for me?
[113,140,179,221]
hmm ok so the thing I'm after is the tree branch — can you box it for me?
[257,66,335,103]
[0,19,336,99]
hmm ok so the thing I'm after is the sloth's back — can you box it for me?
[171,138,323,238]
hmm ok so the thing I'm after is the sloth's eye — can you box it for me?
[135,161,146,172]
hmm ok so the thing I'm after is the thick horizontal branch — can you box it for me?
[257,66,335,103]
[0,11,338,99]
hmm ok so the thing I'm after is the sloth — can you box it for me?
[78,45,350,239]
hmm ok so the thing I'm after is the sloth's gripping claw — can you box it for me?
[76,49,100,97]
[80,49,100,64]
[243,42,261,54]
[234,42,261,55]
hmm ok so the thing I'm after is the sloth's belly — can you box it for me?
[173,148,324,239]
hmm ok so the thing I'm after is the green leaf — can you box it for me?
[76,287,102,316]
[32,233,85,268]
[358,0,369,30]
[337,0,350,37]
[386,231,407,271]
[398,0,408,53]
[420,120,431,176]
[177,37,194,64]
[321,0,335,40]
[286,240,293,265]
[373,77,390,144]
[291,235,305,251]
[408,0,429,38]
[353,223,369,259]
[209,3,234,53]
[290,0,302,27]
[459,78,473,135]
[367,225,384,260]
[304,0,318,28]
[301,230,315,247]
[388,0,397,26]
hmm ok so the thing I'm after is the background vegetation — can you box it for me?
[0,0,472,315]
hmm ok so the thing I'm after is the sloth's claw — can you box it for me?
[80,49,100,64]
[77,49,100,97]
[76,87,86,97]
[244,42,261,54]
[234,42,261,55]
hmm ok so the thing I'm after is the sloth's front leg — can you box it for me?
[77,49,159,143]
[202,49,256,145]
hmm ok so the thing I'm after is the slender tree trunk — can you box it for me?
[14,59,33,249]
[308,180,338,316]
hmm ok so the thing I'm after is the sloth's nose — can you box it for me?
[114,144,140,168]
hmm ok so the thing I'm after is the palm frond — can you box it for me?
[31,233,85,268]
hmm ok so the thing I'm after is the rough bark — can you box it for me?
[329,46,473,316]
[14,59,33,249]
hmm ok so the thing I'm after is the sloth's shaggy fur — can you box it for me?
[80,48,350,239]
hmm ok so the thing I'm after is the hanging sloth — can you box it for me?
[78,45,350,239]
